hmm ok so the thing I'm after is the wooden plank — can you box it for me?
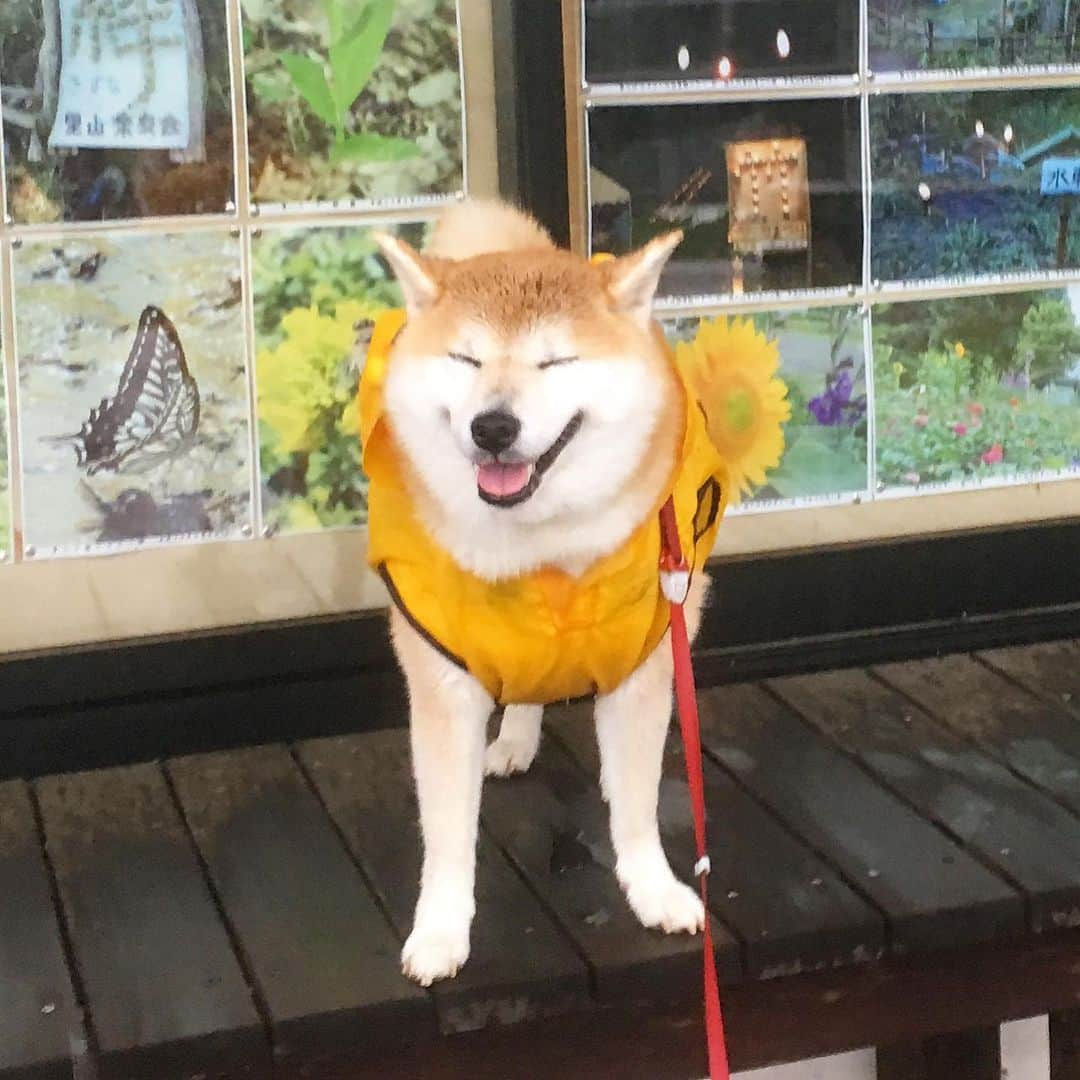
[877,654,1080,815]
[167,745,432,1059]
[296,730,592,1035]
[1052,1009,1080,1080]
[697,684,1023,952]
[877,1027,1001,1080]
[0,781,80,1080]
[280,930,1080,1080]
[771,668,1080,932]
[477,733,742,1002]
[977,639,1080,716]
[548,704,885,979]
[35,764,266,1079]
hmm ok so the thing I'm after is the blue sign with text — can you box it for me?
[1040,157,1080,196]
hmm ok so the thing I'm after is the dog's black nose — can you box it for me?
[471,410,521,454]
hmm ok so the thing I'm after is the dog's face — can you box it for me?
[375,234,682,530]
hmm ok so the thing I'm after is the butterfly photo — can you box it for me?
[57,306,201,475]
[13,231,252,556]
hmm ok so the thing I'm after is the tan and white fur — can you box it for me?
[374,199,709,987]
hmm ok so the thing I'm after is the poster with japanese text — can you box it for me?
[0,0,235,223]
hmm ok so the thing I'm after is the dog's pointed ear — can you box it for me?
[375,232,443,314]
[604,231,682,327]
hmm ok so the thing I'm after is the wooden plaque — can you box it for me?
[726,137,811,256]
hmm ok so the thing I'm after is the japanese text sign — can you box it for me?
[1040,157,1080,197]
[48,0,192,152]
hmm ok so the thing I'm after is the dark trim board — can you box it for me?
[500,0,571,245]
[1,521,1078,779]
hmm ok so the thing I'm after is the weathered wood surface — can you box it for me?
[548,704,884,979]
[477,731,740,1001]
[35,764,266,1079]
[5,639,1080,1077]
[771,668,1080,931]
[296,730,592,1034]
[877,653,1080,815]
[877,1027,1001,1080]
[977,639,1080,716]
[167,744,432,1059]
[697,684,1023,951]
[0,781,82,1080]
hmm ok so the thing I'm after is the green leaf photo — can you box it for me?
[243,0,463,206]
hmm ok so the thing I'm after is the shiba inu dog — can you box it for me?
[363,199,727,986]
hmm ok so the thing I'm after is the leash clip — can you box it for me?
[660,565,690,605]
[658,497,690,605]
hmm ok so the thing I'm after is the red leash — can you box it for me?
[659,497,731,1080]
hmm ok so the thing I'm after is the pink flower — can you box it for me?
[981,443,1004,465]
[967,402,985,418]
[913,413,930,429]
[953,423,968,436]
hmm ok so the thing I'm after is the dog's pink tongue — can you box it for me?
[476,462,532,498]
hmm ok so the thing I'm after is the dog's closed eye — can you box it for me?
[448,351,481,368]
[538,355,579,371]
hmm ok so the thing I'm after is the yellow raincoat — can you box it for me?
[359,309,728,706]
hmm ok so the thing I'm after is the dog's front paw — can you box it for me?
[402,920,471,986]
[621,863,705,935]
[484,733,540,777]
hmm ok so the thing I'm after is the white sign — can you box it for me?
[48,0,191,152]
[1040,156,1080,197]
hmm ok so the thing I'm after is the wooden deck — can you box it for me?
[3,640,1080,1079]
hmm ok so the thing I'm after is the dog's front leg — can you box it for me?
[391,611,494,985]
[594,573,711,935]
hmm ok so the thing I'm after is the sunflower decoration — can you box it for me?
[675,317,791,503]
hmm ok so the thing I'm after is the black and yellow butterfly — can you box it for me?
[55,306,201,475]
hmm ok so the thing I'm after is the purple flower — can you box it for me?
[809,370,865,427]
[1001,371,1029,390]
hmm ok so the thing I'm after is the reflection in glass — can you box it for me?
[869,0,1080,74]
[1,0,235,224]
[584,0,859,83]
[870,87,1080,283]
[590,99,863,299]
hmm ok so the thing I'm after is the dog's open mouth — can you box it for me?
[475,412,584,508]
